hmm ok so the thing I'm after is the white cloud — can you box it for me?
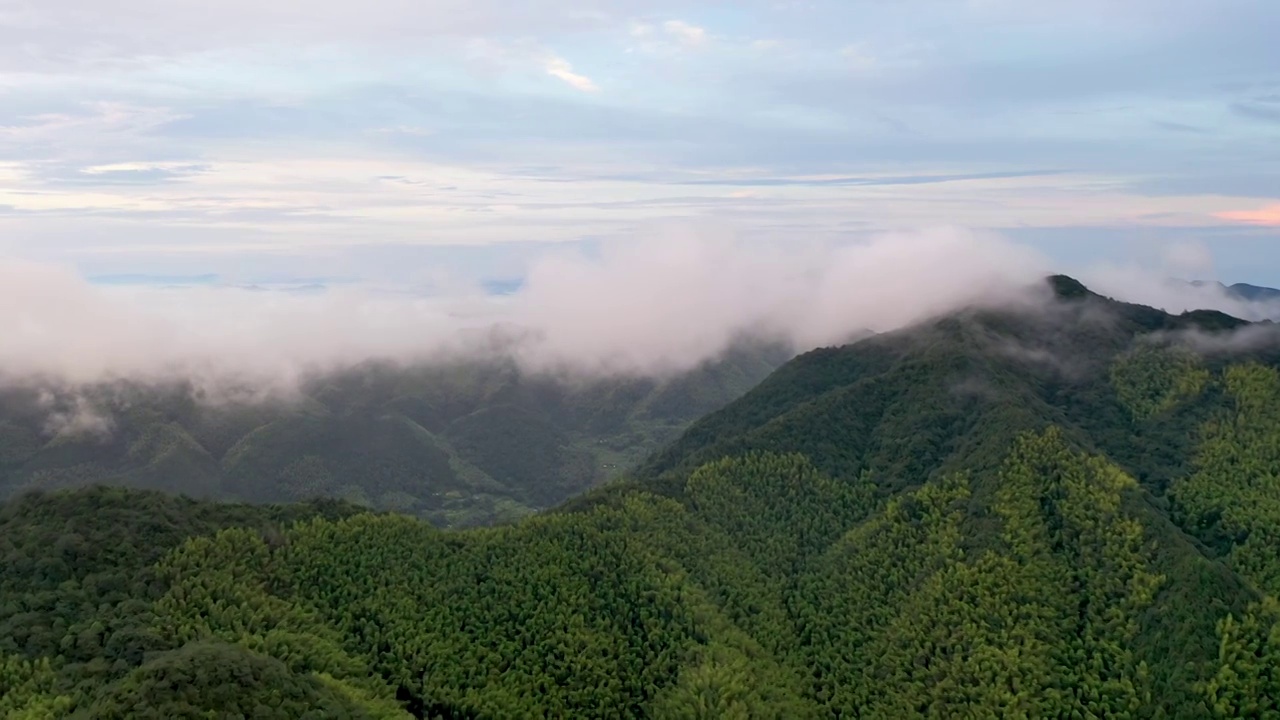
[38,390,115,439]
[663,20,708,47]
[5,226,1280,393]
[543,55,599,92]
[78,161,205,175]
[1083,263,1280,321]
[0,228,1051,386]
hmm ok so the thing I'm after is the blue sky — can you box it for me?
[1,0,1278,286]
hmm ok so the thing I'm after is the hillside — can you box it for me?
[0,340,789,527]
[5,274,1280,717]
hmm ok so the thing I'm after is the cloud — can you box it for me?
[1164,323,1280,357]
[1215,204,1280,227]
[0,227,1052,389]
[6,225,1280,399]
[1082,263,1280,322]
[626,18,714,56]
[662,20,707,47]
[510,226,1046,375]
[37,389,115,439]
[81,161,202,176]
[543,56,599,92]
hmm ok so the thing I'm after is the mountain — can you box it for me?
[1226,281,1280,302]
[0,340,790,527]
[1186,278,1280,304]
[5,274,1280,717]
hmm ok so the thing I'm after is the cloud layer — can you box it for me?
[5,228,1277,399]
[0,229,1044,388]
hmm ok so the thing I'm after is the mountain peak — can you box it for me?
[1045,274,1092,300]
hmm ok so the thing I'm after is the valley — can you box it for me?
[0,341,789,528]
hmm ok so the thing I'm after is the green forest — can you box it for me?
[4,275,1280,717]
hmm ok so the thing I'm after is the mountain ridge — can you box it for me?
[1187,278,1280,302]
[5,273,1280,716]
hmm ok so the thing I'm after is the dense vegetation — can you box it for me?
[5,275,1280,717]
[0,341,788,527]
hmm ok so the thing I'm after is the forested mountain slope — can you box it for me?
[6,274,1280,718]
[0,340,788,527]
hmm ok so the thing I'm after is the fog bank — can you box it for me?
[3,227,1276,396]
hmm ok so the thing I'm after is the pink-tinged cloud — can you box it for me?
[1215,203,1280,227]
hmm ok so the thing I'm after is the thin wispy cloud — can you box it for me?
[1216,204,1280,227]
[662,20,708,47]
[543,56,599,93]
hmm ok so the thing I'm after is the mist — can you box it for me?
[1085,264,1280,323]
[2,227,1277,402]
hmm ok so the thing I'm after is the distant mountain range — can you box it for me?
[1187,279,1280,302]
[1225,282,1280,302]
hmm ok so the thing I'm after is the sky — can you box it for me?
[0,0,1277,289]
